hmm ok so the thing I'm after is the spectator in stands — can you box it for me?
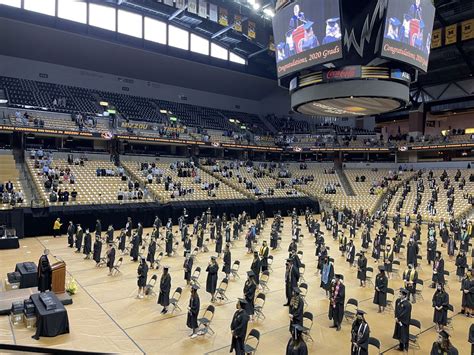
[49,190,58,203]
[2,192,9,204]
[5,180,13,193]
[15,190,23,203]
[71,188,77,202]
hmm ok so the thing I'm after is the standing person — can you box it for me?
[432,251,445,287]
[83,229,92,260]
[230,299,249,355]
[137,257,148,299]
[259,241,269,272]
[285,258,300,306]
[461,268,474,317]
[130,233,139,262]
[320,256,334,297]
[427,235,437,265]
[430,330,459,355]
[469,324,474,355]
[383,244,394,279]
[75,224,83,253]
[393,288,412,352]
[118,228,126,254]
[106,243,116,276]
[289,287,304,331]
[222,244,231,279]
[67,221,75,248]
[158,266,171,314]
[37,249,52,293]
[183,252,193,286]
[95,219,102,239]
[93,236,102,266]
[53,218,62,238]
[243,271,257,320]
[206,256,218,303]
[286,324,308,355]
[147,237,157,269]
[186,285,200,338]
[165,229,173,257]
[250,252,262,285]
[105,224,114,244]
[455,250,467,282]
[215,230,223,257]
[373,266,388,313]
[432,283,449,332]
[357,251,368,287]
[346,239,356,267]
[329,274,345,331]
[406,237,419,267]
[351,310,370,355]
[402,264,418,303]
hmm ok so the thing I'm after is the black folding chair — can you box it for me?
[243,329,260,354]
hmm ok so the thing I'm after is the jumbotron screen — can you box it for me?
[272,0,343,78]
[381,0,435,72]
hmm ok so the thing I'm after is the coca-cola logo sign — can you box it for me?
[323,66,361,82]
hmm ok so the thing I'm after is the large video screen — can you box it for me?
[381,0,435,72]
[272,0,343,78]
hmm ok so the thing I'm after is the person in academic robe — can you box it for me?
[455,251,467,281]
[37,249,52,292]
[95,219,102,238]
[67,221,75,248]
[230,299,249,355]
[206,256,218,302]
[106,243,116,276]
[383,244,394,278]
[118,228,126,254]
[165,230,173,257]
[136,222,143,246]
[158,266,171,313]
[351,310,370,355]
[432,251,445,287]
[125,217,132,238]
[106,224,114,244]
[393,288,412,352]
[361,230,371,251]
[373,266,388,313]
[289,287,304,331]
[137,257,148,299]
[432,283,449,332]
[187,285,200,338]
[215,230,223,256]
[406,238,419,267]
[270,228,279,250]
[320,256,334,297]
[427,236,437,265]
[259,241,269,272]
[250,252,262,284]
[146,237,157,269]
[461,268,474,317]
[329,274,345,331]
[222,244,231,279]
[402,264,418,303]
[346,240,356,267]
[183,235,191,257]
[469,323,474,354]
[430,330,459,355]
[130,233,140,262]
[288,239,298,255]
[75,224,83,253]
[83,229,92,259]
[93,236,102,266]
[243,271,257,318]
[357,252,368,287]
[285,258,300,306]
[286,324,308,355]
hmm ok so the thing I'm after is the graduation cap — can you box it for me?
[335,274,344,280]
[356,309,366,316]
[247,271,255,277]
[303,21,314,31]
[163,265,170,270]
[326,17,340,25]
[238,298,248,306]
[211,256,217,260]
[400,288,409,295]
[389,17,402,27]
[191,284,200,290]
[439,330,450,339]
[378,265,385,272]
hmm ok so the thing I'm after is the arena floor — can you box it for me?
[0,215,471,354]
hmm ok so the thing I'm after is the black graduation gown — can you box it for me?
[286,339,309,355]
[320,263,334,291]
[430,343,459,355]
[37,255,52,292]
[289,296,304,330]
[250,258,261,284]
[393,298,412,345]
[351,320,370,355]
[93,239,102,264]
[75,229,83,252]
[407,242,419,267]
[186,294,200,329]
[432,259,445,284]
[183,238,191,257]
[243,280,257,315]
[329,283,345,325]
[461,277,474,309]
[230,309,249,355]
[357,257,367,281]
[222,251,231,274]
[158,273,171,306]
[455,255,467,277]
[106,248,116,269]
[427,240,437,263]
[260,246,269,271]
[215,233,223,254]
[432,290,449,325]
[67,224,75,247]
[287,265,301,301]
[270,230,278,249]
[130,235,139,261]
[106,228,114,244]
[83,232,92,255]
[347,245,356,265]
[118,232,126,252]
[165,232,173,255]
[147,241,156,264]
[373,274,388,307]
[206,263,218,294]
[96,221,102,237]
[184,257,193,281]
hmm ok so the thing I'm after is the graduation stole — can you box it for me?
[405,269,415,282]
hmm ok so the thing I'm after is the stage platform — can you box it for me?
[0,287,72,315]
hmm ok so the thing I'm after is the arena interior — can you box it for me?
[0,0,473,354]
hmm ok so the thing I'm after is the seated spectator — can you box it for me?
[71,188,78,201]
[16,190,24,203]
[49,190,58,203]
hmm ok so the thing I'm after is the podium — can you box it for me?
[51,261,66,294]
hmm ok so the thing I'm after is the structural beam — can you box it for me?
[212,17,248,38]
[169,5,188,21]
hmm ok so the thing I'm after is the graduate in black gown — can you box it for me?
[461,268,474,317]
[351,310,370,355]
[406,237,419,267]
[329,274,345,331]
[83,229,92,259]
[187,285,200,338]
[165,230,173,257]
[206,256,218,302]
[357,252,367,287]
[432,251,445,287]
[285,258,300,306]
[37,249,52,292]
[75,224,83,253]
[455,250,467,281]
[158,266,171,313]
[215,230,223,256]
[137,257,148,298]
[93,236,102,266]
[130,233,139,262]
[402,264,418,303]
[373,266,388,313]
[346,239,356,267]
[106,243,116,275]
[222,244,231,279]
[286,324,308,355]
[147,237,156,269]
[67,221,75,248]
[250,252,261,284]
[95,219,102,238]
[289,287,304,331]
[118,228,126,254]
[183,252,193,286]
[259,241,269,272]
[432,283,449,332]
[106,224,114,244]
[243,271,257,319]
[430,330,459,355]
[230,298,249,355]
[393,288,412,352]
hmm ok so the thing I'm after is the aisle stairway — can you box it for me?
[335,167,355,196]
